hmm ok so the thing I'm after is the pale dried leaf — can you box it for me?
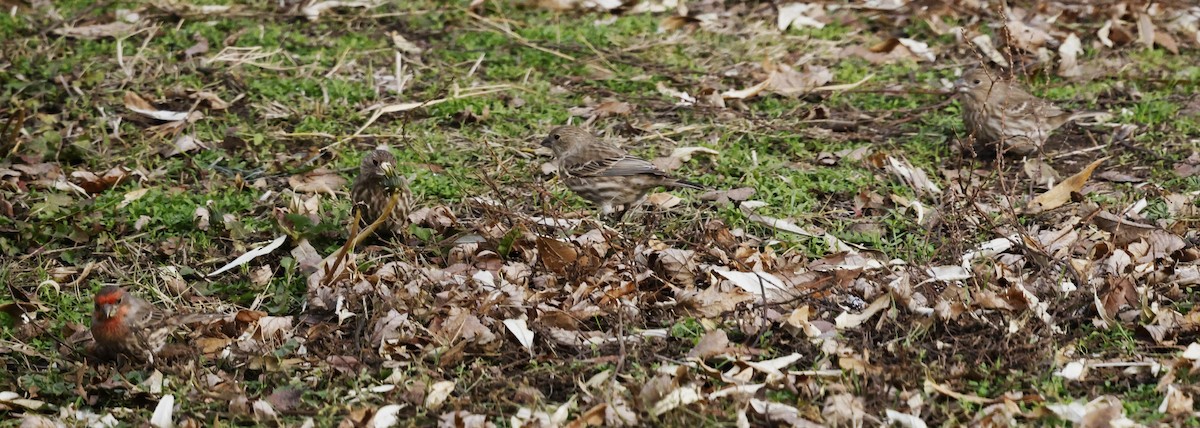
[53,22,135,39]
[685,329,729,359]
[150,394,174,428]
[209,235,287,277]
[1058,33,1084,77]
[302,0,377,21]
[777,3,825,31]
[1026,158,1106,214]
[503,318,535,356]
[288,168,348,195]
[885,156,941,196]
[835,294,891,329]
[652,146,719,172]
[766,64,833,97]
[885,409,928,428]
[161,134,209,157]
[124,92,192,122]
[118,188,150,209]
[650,385,702,416]
[425,381,455,410]
[970,34,1009,66]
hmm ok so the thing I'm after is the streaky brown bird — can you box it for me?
[541,125,703,219]
[957,69,1107,156]
[350,149,413,235]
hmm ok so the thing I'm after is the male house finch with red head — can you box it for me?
[90,286,217,364]
[541,125,703,219]
[957,69,1107,156]
[351,149,413,235]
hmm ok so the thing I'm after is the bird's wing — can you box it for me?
[567,154,666,178]
[599,155,668,177]
[1003,89,1064,118]
[562,143,663,178]
[144,307,171,326]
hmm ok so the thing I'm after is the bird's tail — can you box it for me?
[169,313,228,326]
[1067,111,1110,123]
[670,179,706,190]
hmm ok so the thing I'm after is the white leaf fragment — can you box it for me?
[209,235,287,277]
[503,318,536,356]
[150,394,175,428]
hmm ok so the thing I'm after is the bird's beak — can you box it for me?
[953,78,967,92]
[540,137,553,148]
[378,161,394,175]
[102,304,116,319]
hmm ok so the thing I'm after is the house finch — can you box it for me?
[541,125,704,219]
[351,149,413,235]
[90,286,217,364]
[957,69,1107,155]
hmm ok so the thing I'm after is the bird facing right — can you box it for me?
[541,125,703,219]
[350,149,413,235]
[957,69,1107,156]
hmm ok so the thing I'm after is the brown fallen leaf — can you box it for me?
[537,236,578,275]
[1025,157,1106,214]
[765,62,833,97]
[698,187,755,205]
[287,168,347,195]
[71,166,130,194]
[685,329,730,360]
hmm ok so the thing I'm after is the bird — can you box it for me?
[350,149,413,236]
[956,68,1107,156]
[540,125,704,219]
[90,286,219,364]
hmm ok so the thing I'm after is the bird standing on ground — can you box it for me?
[351,149,413,235]
[541,125,704,219]
[957,69,1107,156]
[90,286,218,364]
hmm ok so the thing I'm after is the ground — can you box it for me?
[2,0,1200,426]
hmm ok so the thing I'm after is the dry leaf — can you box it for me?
[53,22,135,39]
[969,34,1009,66]
[652,146,718,172]
[766,63,833,97]
[685,329,729,359]
[1006,20,1054,51]
[302,0,376,22]
[537,236,578,275]
[124,92,194,122]
[288,168,347,195]
[183,34,209,59]
[1025,157,1106,214]
[1137,14,1156,49]
[72,166,129,194]
[1057,33,1083,77]
[161,134,209,157]
[777,3,825,31]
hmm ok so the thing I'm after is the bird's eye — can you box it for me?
[552,134,561,140]
[973,79,981,85]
